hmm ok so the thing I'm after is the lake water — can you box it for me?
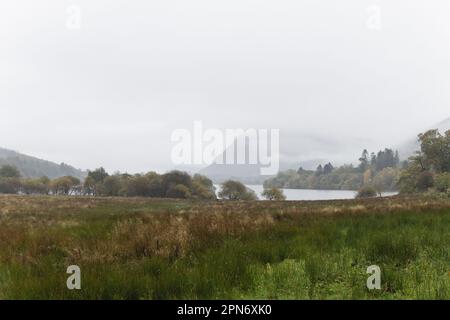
[215,184,398,201]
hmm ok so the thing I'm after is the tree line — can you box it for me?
[1,128,447,200]
[265,148,402,192]
[0,167,217,200]
[0,165,286,201]
[265,128,450,198]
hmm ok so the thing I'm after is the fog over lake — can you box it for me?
[1,1,450,173]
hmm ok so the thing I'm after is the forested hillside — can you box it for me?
[0,148,85,179]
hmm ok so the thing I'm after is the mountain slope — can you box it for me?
[197,135,327,183]
[199,159,326,184]
[0,148,86,179]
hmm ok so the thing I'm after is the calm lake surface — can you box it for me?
[215,184,398,201]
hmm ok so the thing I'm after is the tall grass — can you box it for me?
[0,194,449,299]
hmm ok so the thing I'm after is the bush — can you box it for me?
[241,188,258,201]
[355,186,378,198]
[166,184,191,199]
[435,173,450,193]
[162,171,193,191]
[416,171,434,191]
[49,176,80,195]
[0,177,21,194]
[101,175,122,196]
[121,175,154,197]
[21,178,49,195]
[219,180,258,200]
[192,174,216,200]
[261,187,286,201]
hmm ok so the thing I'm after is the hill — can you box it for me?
[199,159,326,184]
[0,147,86,179]
[198,135,327,183]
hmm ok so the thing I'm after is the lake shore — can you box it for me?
[214,184,398,201]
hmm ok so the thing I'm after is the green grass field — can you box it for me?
[0,194,449,299]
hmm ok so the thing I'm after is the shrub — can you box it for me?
[219,180,258,200]
[121,175,154,197]
[355,186,378,198]
[0,177,21,194]
[192,174,216,200]
[49,176,80,195]
[21,178,49,195]
[166,184,191,199]
[261,187,286,201]
[435,173,450,193]
[101,175,122,196]
[162,171,193,191]
[416,171,434,191]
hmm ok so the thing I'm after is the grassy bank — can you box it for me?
[0,195,449,299]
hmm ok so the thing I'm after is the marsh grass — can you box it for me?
[0,194,449,299]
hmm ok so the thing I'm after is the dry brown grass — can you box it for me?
[1,193,449,266]
[0,194,449,299]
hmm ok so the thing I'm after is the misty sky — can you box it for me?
[1,0,450,173]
